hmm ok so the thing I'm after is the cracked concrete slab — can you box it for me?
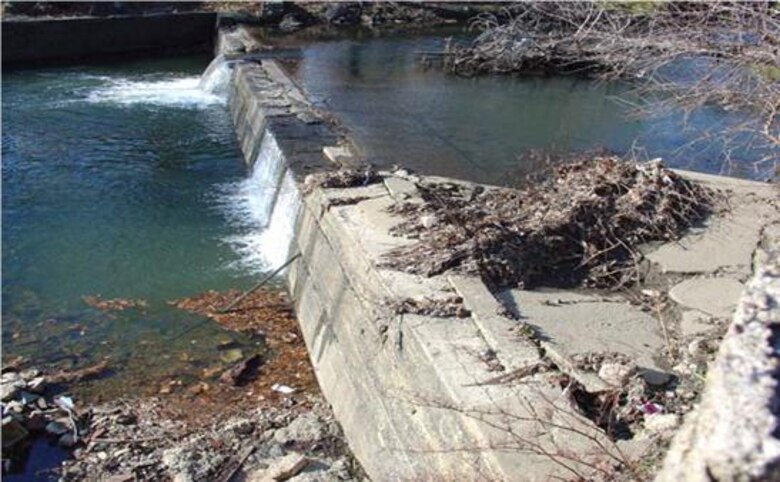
[646,170,779,275]
[669,277,744,319]
[679,310,717,338]
[448,275,541,372]
[497,289,669,390]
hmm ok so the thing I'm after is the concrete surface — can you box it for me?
[669,277,745,319]
[497,289,669,390]
[646,170,778,276]
[228,54,780,482]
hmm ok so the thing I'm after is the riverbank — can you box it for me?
[2,290,364,481]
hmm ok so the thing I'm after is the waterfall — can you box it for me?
[220,131,301,274]
[255,170,301,269]
[198,55,232,96]
[85,56,230,107]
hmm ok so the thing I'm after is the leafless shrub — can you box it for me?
[446,2,780,178]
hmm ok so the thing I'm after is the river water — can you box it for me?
[1,56,277,407]
[1,28,775,480]
[266,29,774,184]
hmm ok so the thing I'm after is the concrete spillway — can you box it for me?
[227,57,780,481]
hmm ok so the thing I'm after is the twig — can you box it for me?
[219,252,301,313]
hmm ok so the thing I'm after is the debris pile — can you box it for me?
[82,295,148,311]
[391,296,471,318]
[383,158,716,289]
[302,168,381,194]
[57,396,359,482]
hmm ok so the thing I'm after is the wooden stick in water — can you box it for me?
[218,252,301,313]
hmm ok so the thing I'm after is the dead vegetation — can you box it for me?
[82,295,148,311]
[444,1,780,178]
[169,289,321,406]
[302,168,381,195]
[383,158,716,289]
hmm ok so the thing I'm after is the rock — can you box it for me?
[645,413,681,436]
[219,348,244,365]
[219,354,261,386]
[279,14,303,32]
[687,337,708,358]
[325,2,362,25]
[19,391,40,405]
[26,376,46,394]
[19,368,40,381]
[225,419,255,436]
[1,372,21,385]
[0,383,19,402]
[162,438,227,482]
[58,433,78,448]
[597,361,637,387]
[261,453,311,482]
[2,416,29,449]
[26,411,47,432]
[274,414,327,446]
[45,420,70,436]
[5,400,24,414]
[116,413,137,425]
[669,277,744,318]
[642,369,672,386]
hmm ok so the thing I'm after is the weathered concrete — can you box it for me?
[498,289,669,390]
[228,60,338,177]
[2,13,217,67]
[655,252,780,482]
[228,54,780,481]
[646,170,778,276]
[669,277,745,319]
[287,178,620,481]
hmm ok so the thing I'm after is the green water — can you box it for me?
[2,56,263,397]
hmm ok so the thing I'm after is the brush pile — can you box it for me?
[383,158,716,289]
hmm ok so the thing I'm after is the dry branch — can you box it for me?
[383,158,716,289]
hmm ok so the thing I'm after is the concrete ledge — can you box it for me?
[229,60,338,178]
[2,13,218,67]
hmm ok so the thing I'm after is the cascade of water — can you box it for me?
[198,55,232,95]
[85,56,231,107]
[220,131,300,273]
[246,132,286,228]
[256,170,301,269]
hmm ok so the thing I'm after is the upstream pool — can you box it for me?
[1,55,274,403]
[261,28,774,184]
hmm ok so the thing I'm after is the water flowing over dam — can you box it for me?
[0,54,301,400]
[222,130,302,273]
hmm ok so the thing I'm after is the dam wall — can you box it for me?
[2,13,218,67]
[228,57,780,482]
[228,59,616,481]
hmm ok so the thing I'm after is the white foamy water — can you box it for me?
[199,55,232,96]
[86,56,231,108]
[220,132,301,274]
[87,76,226,107]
